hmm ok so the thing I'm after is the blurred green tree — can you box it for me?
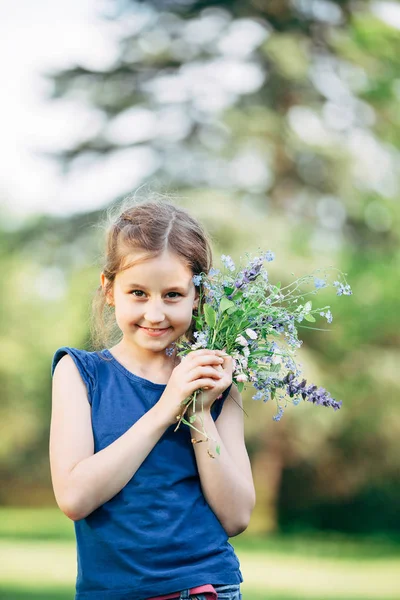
[1,0,399,535]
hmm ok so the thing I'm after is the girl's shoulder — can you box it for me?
[51,346,104,404]
[51,346,103,374]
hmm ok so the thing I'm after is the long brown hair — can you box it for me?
[90,196,213,350]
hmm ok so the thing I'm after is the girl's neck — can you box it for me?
[109,341,179,383]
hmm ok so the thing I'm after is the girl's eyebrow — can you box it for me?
[125,282,190,293]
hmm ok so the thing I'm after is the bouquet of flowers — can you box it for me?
[171,251,352,456]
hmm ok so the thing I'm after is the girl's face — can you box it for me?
[102,249,198,355]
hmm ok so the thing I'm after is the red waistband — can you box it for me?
[146,583,217,600]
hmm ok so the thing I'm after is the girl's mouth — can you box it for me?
[139,326,171,337]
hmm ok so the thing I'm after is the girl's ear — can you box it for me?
[100,272,114,306]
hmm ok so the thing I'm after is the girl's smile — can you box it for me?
[138,326,172,337]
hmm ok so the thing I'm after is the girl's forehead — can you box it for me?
[118,250,192,282]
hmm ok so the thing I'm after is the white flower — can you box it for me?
[245,328,258,339]
[236,373,248,382]
[272,355,281,365]
[238,354,248,369]
[236,335,248,346]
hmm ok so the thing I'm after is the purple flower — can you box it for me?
[235,257,264,290]
[281,372,342,410]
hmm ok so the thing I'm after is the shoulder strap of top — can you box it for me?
[51,347,98,405]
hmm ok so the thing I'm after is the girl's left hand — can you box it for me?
[186,349,233,416]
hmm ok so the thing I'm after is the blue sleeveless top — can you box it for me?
[51,347,243,600]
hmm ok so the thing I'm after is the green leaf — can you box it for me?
[216,445,221,456]
[304,301,312,312]
[189,415,197,423]
[237,381,244,393]
[227,306,237,315]
[304,313,316,322]
[223,287,235,295]
[276,281,281,289]
[220,297,235,314]
[271,388,276,400]
[203,304,216,328]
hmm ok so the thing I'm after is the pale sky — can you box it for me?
[0,0,129,226]
[1,0,399,228]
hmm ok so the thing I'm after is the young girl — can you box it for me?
[50,200,256,600]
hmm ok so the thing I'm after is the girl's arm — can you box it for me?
[50,355,172,521]
[191,384,256,537]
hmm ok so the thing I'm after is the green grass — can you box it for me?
[0,585,72,600]
[0,507,75,541]
[1,507,400,600]
[1,585,396,600]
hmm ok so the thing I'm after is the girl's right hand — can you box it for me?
[156,349,225,426]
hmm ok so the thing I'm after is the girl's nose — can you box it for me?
[144,303,165,324]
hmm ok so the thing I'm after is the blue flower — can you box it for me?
[252,391,264,401]
[314,278,327,289]
[192,331,209,349]
[273,407,284,421]
[192,274,202,287]
[208,267,220,277]
[319,310,332,323]
[221,254,236,272]
[333,280,353,296]
[265,251,275,262]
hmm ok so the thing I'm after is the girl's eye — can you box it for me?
[130,290,181,298]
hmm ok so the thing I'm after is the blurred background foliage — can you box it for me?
[1,0,400,544]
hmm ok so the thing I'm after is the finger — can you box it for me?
[187,349,227,364]
[221,356,233,376]
[189,366,224,381]
[213,349,230,359]
[214,352,232,367]
[187,378,219,395]
[190,354,225,367]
